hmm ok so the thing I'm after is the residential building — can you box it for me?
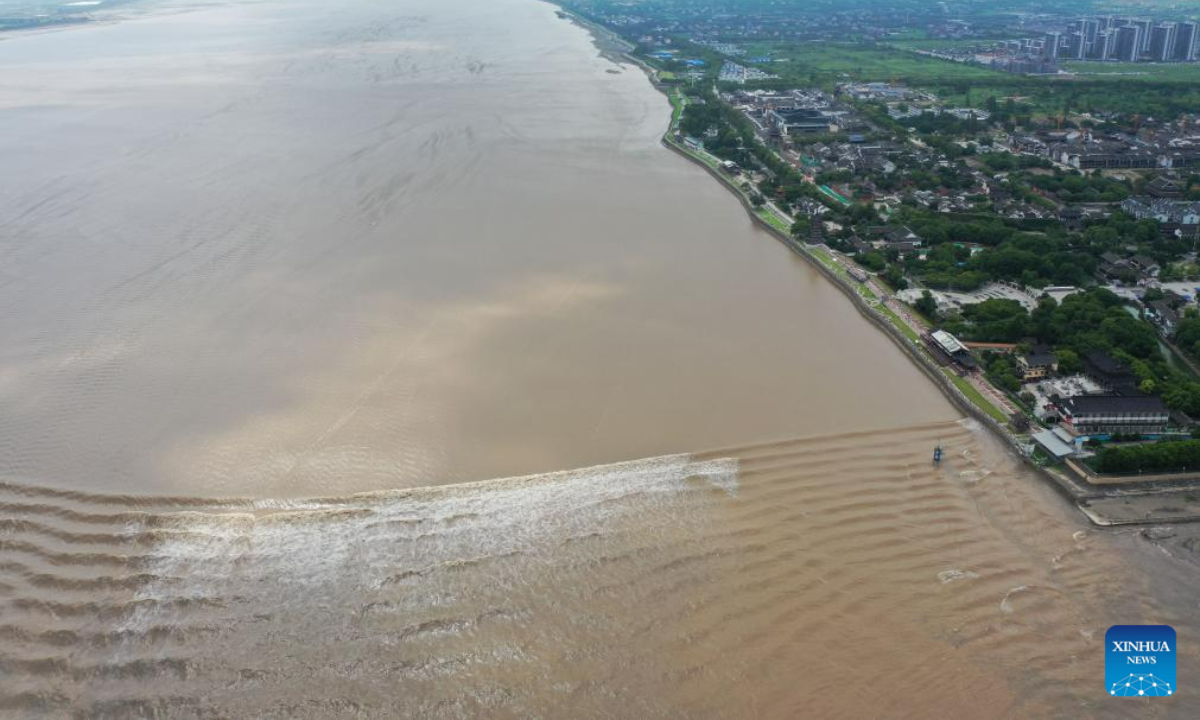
[1175,22,1198,61]
[1043,32,1062,59]
[1067,32,1086,60]
[1059,206,1085,231]
[1146,176,1184,199]
[1150,23,1177,62]
[1129,254,1161,278]
[1148,299,1181,333]
[1132,18,1153,52]
[1114,24,1142,62]
[1017,346,1058,380]
[1120,197,1200,236]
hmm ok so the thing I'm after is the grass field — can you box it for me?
[944,370,1010,424]
[887,37,1030,51]
[666,89,683,129]
[739,41,1005,84]
[755,207,791,233]
[1063,61,1200,83]
[701,36,1200,116]
[880,306,920,342]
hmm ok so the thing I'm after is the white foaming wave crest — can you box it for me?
[938,568,980,584]
[119,453,738,633]
[956,417,983,432]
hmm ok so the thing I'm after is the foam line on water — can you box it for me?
[120,453,739,632]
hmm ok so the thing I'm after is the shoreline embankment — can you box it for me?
[560,8,1200,527]
[660,137,1200,526]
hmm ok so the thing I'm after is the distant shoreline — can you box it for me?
[0,0,164,41]
[557,5,1200,528]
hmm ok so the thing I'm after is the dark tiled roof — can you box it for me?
[1084,351,1129,376]
[1061,394,1167,415]
[1021,349,1056,367]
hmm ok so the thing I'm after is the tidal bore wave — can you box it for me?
[0,420,1193,719]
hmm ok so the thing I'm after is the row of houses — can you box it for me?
[886,103,991,122]
[1018,130,1200,170]
[1095,251,1161,284]
[1120,196,1200,238]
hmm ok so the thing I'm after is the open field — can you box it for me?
[923,74,1200,116]
[739,41,1007,84]
[945,370,1009,423]
[709,37,1200,116]
[1064,61,1200,83]
[887,37,1032,51]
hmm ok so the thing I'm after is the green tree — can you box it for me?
[914,290,938,320]
[1056,348,1082,375]
[790,216,811,238]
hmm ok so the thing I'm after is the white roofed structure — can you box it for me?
[931,330,967,356]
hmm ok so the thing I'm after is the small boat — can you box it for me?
[933,444,943,464]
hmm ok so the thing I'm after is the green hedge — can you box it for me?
[1095,440,1200,475]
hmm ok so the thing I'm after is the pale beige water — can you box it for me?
[0,0,955,498]
[1,0,1198,718]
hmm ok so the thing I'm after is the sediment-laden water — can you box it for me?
[0,0,952,498]
[1,0,1198,717]
[2,420,1198,718]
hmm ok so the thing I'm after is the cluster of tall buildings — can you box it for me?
[1040,17,1198,63]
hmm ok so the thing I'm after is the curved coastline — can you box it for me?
[560,10,1200,527]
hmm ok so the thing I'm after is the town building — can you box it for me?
[1146,176,1184,199]
[1114,25,1142,62]
[1148,299,1181,333]
[926,330,977,370]
[1150,23,1177,62]
[1082,351,1139,393]
[1057,394,1169,436]
[1017,346,1058,380]
[1032,427,1082,459]
[1123,197,1200,223]
[770,107,834,136]
[1035,14,1200,64]
[1176,22,1199,61]
[1059,206,1085,232]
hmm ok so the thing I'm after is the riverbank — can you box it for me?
[662,117,1200,527]
[561,8,1200,528]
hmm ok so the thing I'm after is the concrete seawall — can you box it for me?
[568,10,1200,526]
[657,136,1117,519]
[659,139,1005,431]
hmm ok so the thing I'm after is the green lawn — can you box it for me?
[668,136,720,168]
[667,90,684,129]
[887,38,1031,51]
[944,370,1009,424]
[807,245,847,276]
[880,306,920,342]
[807,244,834,263]
[755,207,791,233]
[738,41,1006,85]
[1063,61,1200,83]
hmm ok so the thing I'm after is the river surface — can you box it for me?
[0,0,1198,717]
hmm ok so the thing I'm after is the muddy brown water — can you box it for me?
[0,0,1197,717]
